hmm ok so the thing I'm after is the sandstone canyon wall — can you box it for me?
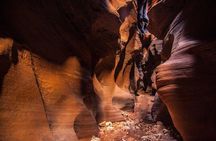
[0,0,216,141]
[148,0,216,140]
[0,0,122,140]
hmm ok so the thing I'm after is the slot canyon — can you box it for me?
[0,0,215,141]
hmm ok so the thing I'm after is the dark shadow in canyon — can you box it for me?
[0,55,11,95]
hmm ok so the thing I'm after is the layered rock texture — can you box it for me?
[148,0,216,140]
[0,0,216,141]
[0,0,122,140]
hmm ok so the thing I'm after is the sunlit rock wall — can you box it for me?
[0,0,123,140]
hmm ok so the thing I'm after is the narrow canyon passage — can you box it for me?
[0,0,216,141]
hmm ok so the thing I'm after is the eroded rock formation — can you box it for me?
[148,0,216,140]
[1,0,216,141]
[0,0,122,140]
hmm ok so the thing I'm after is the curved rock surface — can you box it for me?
[148,0,216,140]
[0,0,122,140]
[1,0,216,141]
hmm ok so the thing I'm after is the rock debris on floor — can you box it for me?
[91,95,178,141]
